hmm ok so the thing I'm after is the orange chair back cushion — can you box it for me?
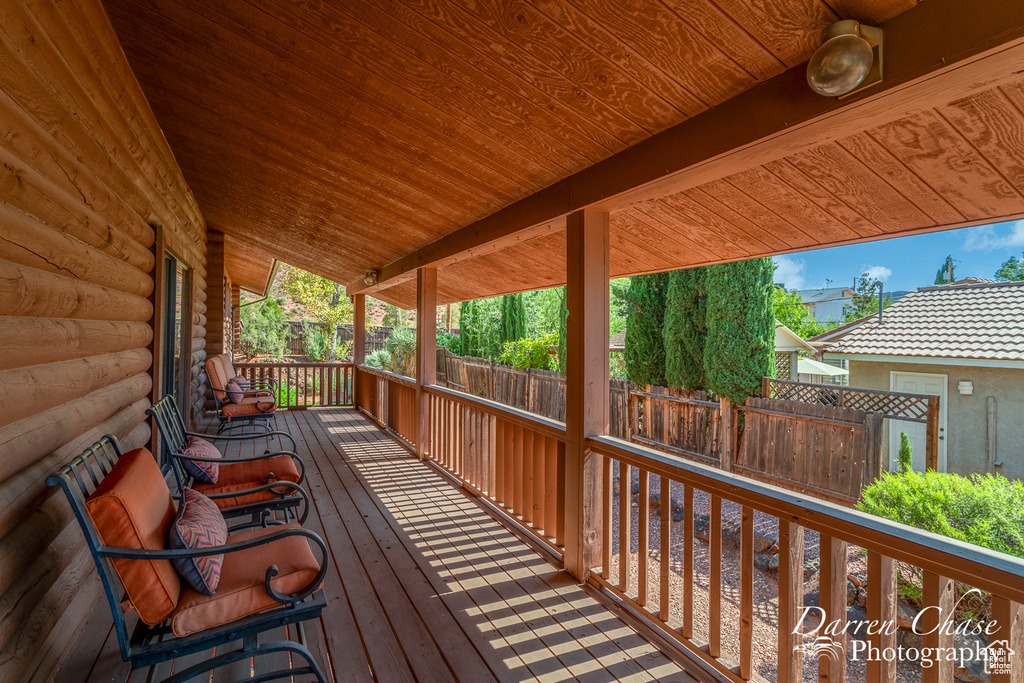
[86,447,181,625]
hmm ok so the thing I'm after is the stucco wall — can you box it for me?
[848,360,1024,480]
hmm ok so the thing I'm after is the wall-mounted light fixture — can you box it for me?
[958,380,974,396]
[363,269,379,286]
[807,20,883,97]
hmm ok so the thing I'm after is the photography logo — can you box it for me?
[794,636,845,664]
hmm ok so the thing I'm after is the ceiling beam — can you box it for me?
[350,0,1024,297]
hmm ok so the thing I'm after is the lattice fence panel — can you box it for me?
[774,352,792,380]
[765,378,930,421]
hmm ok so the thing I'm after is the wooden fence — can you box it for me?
[233,362,353,408]
[432,350,937,505]
[281,322,392,357]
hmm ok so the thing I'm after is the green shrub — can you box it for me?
[437,332,462,356]
[365,348,391,370]
[499,334,557,370]
[302,322,330,362]
[898,431,913,474]
[384,327,416,376]
[664,268,707,391]
[624,273,668,386]
[609,351,627,380]
[858,471,1024,559]
[239,299,287,360]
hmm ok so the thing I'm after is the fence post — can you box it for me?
[719,397,736,472]
[761,376,770,398]
[525,367,532,412]
[626,383,635,443]
[926,395,940,471]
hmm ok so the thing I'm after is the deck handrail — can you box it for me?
[424,384,566,442]
[356,364,417,389]
[588,434,1024,603]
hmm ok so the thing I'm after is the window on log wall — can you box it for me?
[162,254,190,409]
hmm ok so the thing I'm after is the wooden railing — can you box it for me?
[234,362,353,408]
[588,435,1024,683]
[360,374,1024,682]
[424,385,566,551]
[357,366,418,449]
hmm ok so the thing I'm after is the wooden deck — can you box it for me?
[60,407,698,682]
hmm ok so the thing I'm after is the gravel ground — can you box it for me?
[607,466,929,683]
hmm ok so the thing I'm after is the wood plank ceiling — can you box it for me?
[100,0,1024,307]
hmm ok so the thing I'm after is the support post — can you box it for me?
[416,268,437,460]
[926,395,940,471]
[353,293,365,410]
[564,209,609,581]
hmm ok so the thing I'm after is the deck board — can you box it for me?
[70,407,694,682]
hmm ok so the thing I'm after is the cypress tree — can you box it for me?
[664,267,707,391]
[459,301,471,356]
[704,258,775,405]
[623,273,668,387]
[499,293,527,346]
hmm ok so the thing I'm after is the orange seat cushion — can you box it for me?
[191,455,300,509]
[171,523,320,636]
[216,455,300,487]
[221,396,276,419]
[86,448,181,625]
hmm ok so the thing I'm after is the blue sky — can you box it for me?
[772,220,1024,293]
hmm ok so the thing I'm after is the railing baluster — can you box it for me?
[637,469,649,607]
[533,428,544,531]
[495,419,505,504]
[619,463,632,593]
[682,483,693,638]
[522,427,534,525]
[777,520,804,683]
[921,572,954,683]
[990,597,1024,683]
[867,551,897,683]
[602,455,613,580]
[544,436,557,539]
[660,474,671,622]
[488,415,497,497]
[740,505,753,680]
[820,534,848,682]
[512,423,523,515]
[503,418,515,507]
[556,441,565,546]
[709,494,722,658]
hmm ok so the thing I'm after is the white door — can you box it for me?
[889,372,947,472]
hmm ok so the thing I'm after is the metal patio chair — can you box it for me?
[48,435,329,683]
[205,353,279,434]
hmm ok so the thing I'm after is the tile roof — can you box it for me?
[827,281,1024,361]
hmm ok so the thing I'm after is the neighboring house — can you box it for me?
[797,286,855,324]
[610,330,625,352]
[823,281,1024,479]
[774,321,816,381]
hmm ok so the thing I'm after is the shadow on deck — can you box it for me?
[59,407,698,682]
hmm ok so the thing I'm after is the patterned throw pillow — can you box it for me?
[168,488,228,595]
[182,435,222,484]
[225,376,249,403]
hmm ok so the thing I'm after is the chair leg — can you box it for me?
[159,634,328,683]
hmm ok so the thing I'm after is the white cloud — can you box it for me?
[963,221,1024,251]
[863,265,892,282]
[773,256,806,290]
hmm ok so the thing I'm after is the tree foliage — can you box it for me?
[772,286,826,339]
[557,287,568,374]
[623,273,668,387]
[934,255,956,285]
[238,299,287,360]
[843,273,893,322]
[458,298,501,360]
[499,293,527,346]
[664,268,707,391]
[704,258,775,405]
[897,430,913,474]
[996,252,1024,281]
[279,265,352,362]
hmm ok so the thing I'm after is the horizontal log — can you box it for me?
[0,202,153,297]
[0,373,151,483]
[190,348,207,366]
[0,523,93,679]
[0,259,153,321]
[0,399,150,540]
[192,324,207,341]
[0,317,153,371]
[0,145,154,270]
[0,348,152,428]
[191,311,207,327]
[0,81,154,249]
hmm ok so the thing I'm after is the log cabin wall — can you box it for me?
[0,0,207,679]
